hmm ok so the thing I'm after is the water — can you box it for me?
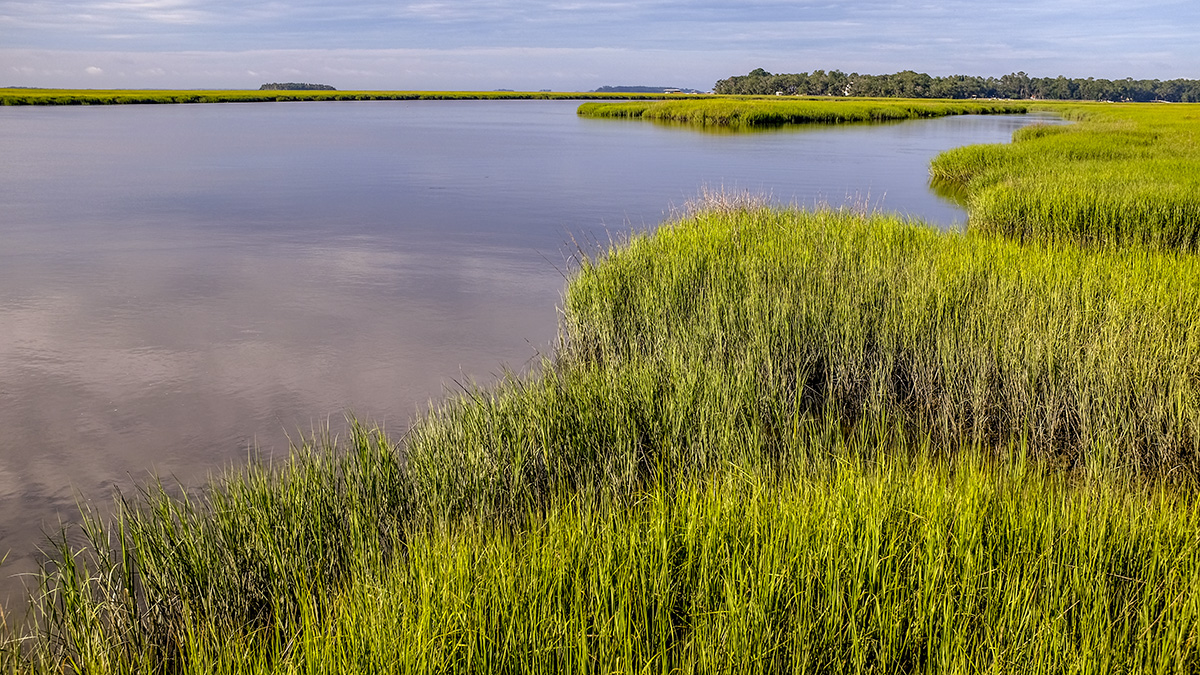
[0,100,1049,607]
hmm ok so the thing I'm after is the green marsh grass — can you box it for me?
[165,453,1200,673]
[561,205,1200,474]
[0,88,705,106]
[9,203,1200,672]
[930,103,1200,251]
[576,97,1028,127]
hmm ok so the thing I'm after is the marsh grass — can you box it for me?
[576,97,1028,127]
[565,206,1200,473]
[161,450,1200,674]
[0,577,19,675]
[930,103,1200,251]
[7,203,1200,672]
[0,88,703,106]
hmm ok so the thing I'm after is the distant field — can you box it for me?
[0,88,710,105]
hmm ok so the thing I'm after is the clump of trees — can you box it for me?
[258,83,336,91]
[593,86,704,94]
[715,68,1200,102]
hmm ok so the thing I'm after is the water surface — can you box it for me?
[0,100,1049,607]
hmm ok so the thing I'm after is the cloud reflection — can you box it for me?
[0,233,561,606]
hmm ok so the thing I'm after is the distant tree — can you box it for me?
[997,72,1031,99]
[826,70,851,96]
[893,70,933,97]
[1034,76,1074,100]
[1078,78,1117,101]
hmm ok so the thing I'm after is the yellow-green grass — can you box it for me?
[576,97,1028,127]
[0,88,710,106]
[76,449,1200,674]
[8,204,1200,672]
[930,103,1200,251]
[535,203,1199,482]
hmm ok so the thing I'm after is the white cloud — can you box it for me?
[85,65,104,75]
[91,0,211,24]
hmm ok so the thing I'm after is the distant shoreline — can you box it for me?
[0,88,713,106]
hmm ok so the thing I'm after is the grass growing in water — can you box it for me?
[930,103,1200,251]
[577,97,1027,127]
[6,203,1200,672]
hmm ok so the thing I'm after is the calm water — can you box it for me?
[0,100,1049,606]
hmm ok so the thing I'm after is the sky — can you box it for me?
[2,0,1198,91]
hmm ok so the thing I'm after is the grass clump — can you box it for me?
[26,425,407,673]
[930,103,1200,251]
[577,97,1027,127]
[563,206,1200,474]
[4,202,1199,672]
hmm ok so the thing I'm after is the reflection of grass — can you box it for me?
[930,103,1200,251]
[0,88,705,105]
[577,97,1028,126]
[12,203,1200,672]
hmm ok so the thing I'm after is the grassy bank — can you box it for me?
[53,444,1200,674]
[930,103,1200,251]
[6,203,1200,672]
[576,97,1028,127]
[0,88,708,106]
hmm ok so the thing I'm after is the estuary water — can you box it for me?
[0,100,1049,607]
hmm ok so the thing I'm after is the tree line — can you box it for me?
[714,69,1200,102]
[259,83,336,91]
[592,86,704,94]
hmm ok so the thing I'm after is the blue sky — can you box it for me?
[2,0,1198,90]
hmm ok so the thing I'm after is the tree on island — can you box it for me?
[259,83,337,91]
